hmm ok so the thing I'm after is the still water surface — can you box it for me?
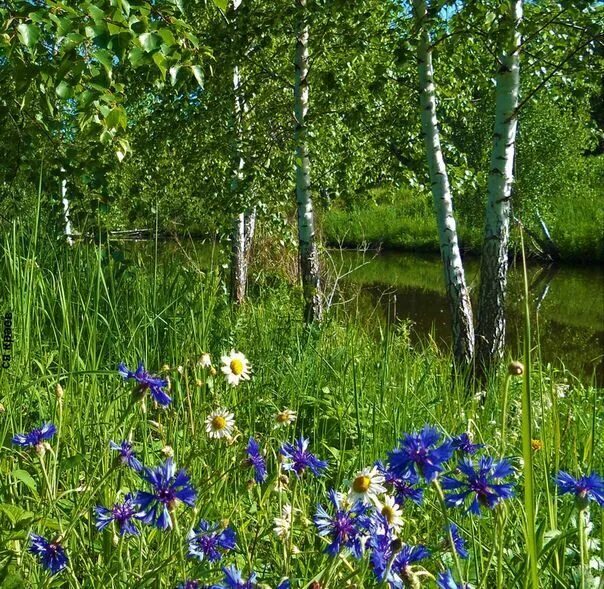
[332,250,604,384]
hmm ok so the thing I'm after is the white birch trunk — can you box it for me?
[476,0,523,373]
[413,0,474,365]
[61,168,74,246]
[294,0,322,322]
[229,0,253,304]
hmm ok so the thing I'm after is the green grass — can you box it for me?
[0,224,602,588]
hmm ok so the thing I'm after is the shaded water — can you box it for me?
[332,250,604,384]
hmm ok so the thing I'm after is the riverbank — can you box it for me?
[321,198,604,264]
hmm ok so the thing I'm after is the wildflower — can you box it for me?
[12,422,56,452]
[206,409,236,440]
[377,461,424,505]
[135,458,197,529]
[368,514,429,587]
[531,439,543,452]
[198,353,212,368]
[442,456,515,514]
[187,520,236,562]
[349,466,386,505]
[555,471,604,507]
[451,433,483,455]
[220,350,251,386]
[447,524,468,559]
[216,565,257,588]
[314,489,371,558]
[245,438,267,483]
[280,437,327,477]
[508,361,524,376]
[274,504,294,539]
[376,494,404,532]
[162,445,174,458]
[176,582,201,589]
[110,440,143,471]
[55,383,64,400]
[28,534,68,575]
[436,570,469,589]
[388,426,454,482]
[274,409,297,428]
[95,494,145,536]
[276,581,290,589]
[118,361,171,407]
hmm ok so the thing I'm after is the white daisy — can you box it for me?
[198,353,212,368]
[349,466,386,505]
[273,504,294,539]
[205,408,235,439]
[377,495,404,531]
[221,350,251,386]
[274,408,297,428]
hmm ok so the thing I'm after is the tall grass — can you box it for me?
[0,224,601,588]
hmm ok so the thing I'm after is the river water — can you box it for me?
[331,250,604,384]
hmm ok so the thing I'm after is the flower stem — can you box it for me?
[433,479,464,583]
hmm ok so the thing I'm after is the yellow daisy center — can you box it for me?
[276,412,289,423]
[381,505,395,522]
[352,475,371,494]
[212,415,227,430]
[230,358,244,376]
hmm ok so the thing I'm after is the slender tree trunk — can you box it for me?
[413,0,474,366]
[294,0,322,322]
[475,0,523,374]
[229,0,254,304]
[60,168,74,246]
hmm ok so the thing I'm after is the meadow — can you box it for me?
[0,226,602,589]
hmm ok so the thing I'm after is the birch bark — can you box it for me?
[476,0,523,373]
[294,0,322,322]
[413,0,474,365]
[229,0,254,304]
[61,168,74,246]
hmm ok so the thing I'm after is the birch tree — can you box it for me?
[294,0,322,322]
[412,0,475,366]
[229,0,256,304]
[475,0,523,373]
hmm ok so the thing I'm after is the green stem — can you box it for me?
[500,374,511,456]
[433,479,464,583]
[520,228,539,589]
[578,507,587,589]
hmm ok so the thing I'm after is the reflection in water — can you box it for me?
[332,250,604,384]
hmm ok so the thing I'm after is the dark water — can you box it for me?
[331,250,604,384]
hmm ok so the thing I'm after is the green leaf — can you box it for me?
[158,28,176,47]
[169,65,180,86]
[152,52,167,78]
[139,32,160,53]
[12,469,37,493]
[105,106,127,130]
[128,47,146,67]
[212,0,228,10]
[56,81,74,99]
[191,65,204,88]
[93,49,113,73]
[0,503,34,526]
[17,23,39,48]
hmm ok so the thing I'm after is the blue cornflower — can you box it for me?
[442,456,515,514]
[135,458,197,529]
[276,581,290,589]
[556,471,604,507]
[12,422,56,450]
[280,437,327,477]
[118,361,171,407]
[447,524,468,559]
[245,438,267,483]
[368,515,429,588]
[436,570,469,589]
[314,489,371,558]
[216,565,257,588]
[187,520,236,562]
[95,494,145,536]
[110,440,143,471]
[451,433,483,455]
[388,426,454,482]
[28,534,68,575]
[377,461,424,505]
